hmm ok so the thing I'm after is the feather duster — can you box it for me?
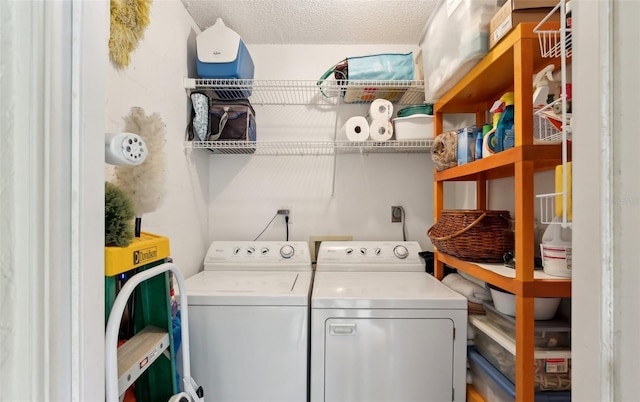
[109,0,152,69]
[114,107,167,234]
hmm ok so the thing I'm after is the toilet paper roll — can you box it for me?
[368,99,394,121]
[342,116,370,141]
[369,119,393,142]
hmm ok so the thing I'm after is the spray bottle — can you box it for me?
[533,64,555,107]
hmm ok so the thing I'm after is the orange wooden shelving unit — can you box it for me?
[432,22,571,402]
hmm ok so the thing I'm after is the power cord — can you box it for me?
[253,212,279,241]
[285,215,290,241]
[400,206,407,241]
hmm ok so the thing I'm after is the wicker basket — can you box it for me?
[427,210,514,262]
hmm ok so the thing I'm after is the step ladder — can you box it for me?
[105,262,204,402]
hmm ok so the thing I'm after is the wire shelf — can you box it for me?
[534,2,572,58]
[183,78,426,106]
[533,99,572,143]
[536,192,571,227]
[185,139,433,155]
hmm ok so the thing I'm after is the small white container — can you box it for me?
[488,284,561,320]
[392,114,434,140]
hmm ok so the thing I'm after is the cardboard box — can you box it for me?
[489,0,559,49]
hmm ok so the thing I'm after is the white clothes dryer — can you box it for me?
[185,241,312,402]
[310,241,467,402]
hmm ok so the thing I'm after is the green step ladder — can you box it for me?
[105,232,203,402]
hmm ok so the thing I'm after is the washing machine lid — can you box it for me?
[312,271,466,309]
[185,270,312,306]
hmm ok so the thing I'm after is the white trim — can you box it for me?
[599,0,615,401]
[71,2,83,400]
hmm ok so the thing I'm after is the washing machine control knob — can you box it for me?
[280,245,295,259]
[246,247,255,255]
[233,247,241,255]
[360,248,367,255]
[345,248,354,255]
[393,245,409,259]
[261,247,270,255]
[374,248,382,255]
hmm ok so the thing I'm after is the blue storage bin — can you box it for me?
[468,347,571,402]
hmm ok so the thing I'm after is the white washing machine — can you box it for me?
[310,241,467,402]
[185,241,312,402]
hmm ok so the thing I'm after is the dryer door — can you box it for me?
[324,317,454,402]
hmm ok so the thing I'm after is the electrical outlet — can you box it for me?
[391,206,403,223]
[277,208,291,225]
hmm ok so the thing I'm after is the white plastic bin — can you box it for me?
[393,114,434,140]
[470,316,572,391]
[420,0,499,102]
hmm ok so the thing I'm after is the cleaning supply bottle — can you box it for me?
[495,92,514,152]
[475,127,485,160]
[533,64,555,107]
[540,217,573,277]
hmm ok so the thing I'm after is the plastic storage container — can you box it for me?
[196,18,255,81]
[470,315,572,391]
[420,0,500,102]
[483,303,571,349]
[468,347,572,402]
[487,283,561,320]
[457,125,481,165]
[392,114,434,140]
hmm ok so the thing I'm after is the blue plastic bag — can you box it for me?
[347,52,415,81]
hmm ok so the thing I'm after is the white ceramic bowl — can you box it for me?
[488,285,561,320]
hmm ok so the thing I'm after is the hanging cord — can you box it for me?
[253,212,279,241]
[400,206,407,241]
[285,216,290,241]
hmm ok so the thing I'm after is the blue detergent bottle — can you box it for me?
[495,92,515,152]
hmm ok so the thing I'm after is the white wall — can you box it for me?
[106,0,210,279]
[206,44,439,253]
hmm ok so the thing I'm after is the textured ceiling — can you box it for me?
[180,0,439,45]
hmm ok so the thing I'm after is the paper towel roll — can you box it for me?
[369,119,393,142]
[342,116,370,141]
[369,99,393,121]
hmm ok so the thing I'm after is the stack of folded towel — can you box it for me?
[441,273,492,307]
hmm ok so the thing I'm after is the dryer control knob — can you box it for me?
[360,248,367,255]
[280,245,295,259]
[374,248,382,255]
[261,247,270,255]
[345,248,354,255]
[246,247,255,255]
[393,245,409,259]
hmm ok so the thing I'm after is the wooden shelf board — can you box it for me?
[436,252,571,297]
[434,144,565,182]
[434,22,561,113]
[467,383,485,402]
